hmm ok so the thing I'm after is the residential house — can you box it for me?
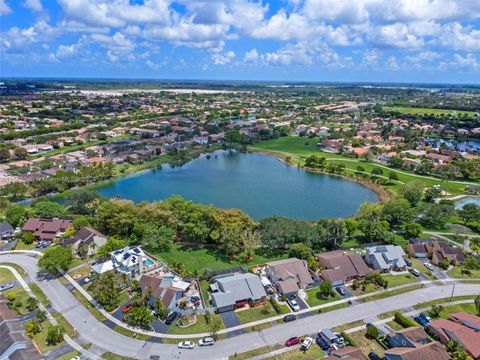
[209,272,267,313]
[320,139,344,153]
[266,258,314,295]
[365,245,407,272]
[62,227,107,257]
[384,342,451,360]
[0,295,42,360]
[323,346,367,360]
[0,222,14,241]
[111,246,149,278]
[386,327,430,348]
[22,218,73,242]
[139,275,191,312]
[317,250,371,286]
[427,312,480,359]
[406,241,465,265]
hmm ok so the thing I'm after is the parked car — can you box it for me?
[0,282,14,291]
[419,312,432,322]
[165,311,180,325]
[285,337,301,347]
[283,314,297,322]
[414,315,429,327]
[316,336,330,350]
[287,298,300,312]
[368,352,382,360]
[198,337,215,346]
[336,287,346,296]
[404,258,412,267]
[409,268,420,277]
[178,341,195,349]
[301,337,313,350]
[424,262,435,271]
[121,302,133,313]
[190,295,200,302]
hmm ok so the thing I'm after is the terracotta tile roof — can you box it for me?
[429,318,480,359]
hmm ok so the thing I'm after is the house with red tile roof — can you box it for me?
[22,218,73,242]
[427,312,480,359]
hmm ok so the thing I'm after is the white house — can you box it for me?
[111,246,148,278]
[365,245,407,272]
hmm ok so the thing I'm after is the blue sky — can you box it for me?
[1,0,480,83]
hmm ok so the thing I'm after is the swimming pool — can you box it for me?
[145,258,155,266]
[454,196,480,209]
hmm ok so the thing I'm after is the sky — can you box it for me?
[1,0,480,83]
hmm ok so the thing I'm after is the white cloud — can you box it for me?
[243,48,259,64]
[212,50,235,65]
[0,0,11,15]
[370,23,424,49]
[146,59,160,70]
[386,56,399,71]
[435,23,480,51]
[23,0,42,12]
[439,53,480,72]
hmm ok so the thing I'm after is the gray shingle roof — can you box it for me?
[211,273,266,309]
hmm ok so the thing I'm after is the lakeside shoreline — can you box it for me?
[247,147,391,203]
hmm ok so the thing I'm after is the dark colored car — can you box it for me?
[336,287,346,296]
[404,259,412,267]
[285,337,301,347]
[190,296,200,302]
[316,336,330,350]
[368,352,382,360]
[414,315,429,327]
[283,314,297,322]
[419,312,432,323]
[165,311,180,325]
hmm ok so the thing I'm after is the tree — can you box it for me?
[430,304,444,318]
[241,230,261,257]
[123,304,154,329]
[25,320,41,338]
[475,295,480,315]
[388,171,399,181]
[388,156,404,168]
[38,246,73,275]
[399,182,423,206]
[320,219,347,249]
[96,237,127,258]
[405,223,422,238]
[319,281,333,298]
[0,182,29,200]
[209,314,223,339]
[65,189,100,215]
[90,272,120,311]
[458,204,480,225]
[142,225,175,252]
[421,203,455,229]
[5,204,27,227]
[381,198,413,228]
[32,201,67,218]
[36,310,47,322]
[14,147,27,160]
[46,325,64,345]
[0,148,11,162]
[154,299,169,321]
[424,186,442,202]
[23,231,35,244]
[26,297,38,311]
[288,243,313,260]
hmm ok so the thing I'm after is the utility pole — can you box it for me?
[450,283,456,301]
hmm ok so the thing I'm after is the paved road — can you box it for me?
[2,253,480,360]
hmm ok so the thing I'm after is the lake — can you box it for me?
[97,150,378,220]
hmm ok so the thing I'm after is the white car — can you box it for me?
[0,283,14,292]
[70,357,80,360]
[178,341,195,349]
[198,337,215,346]
[301,337,313,350]
[287,298,301,312]
[424,262,435,271]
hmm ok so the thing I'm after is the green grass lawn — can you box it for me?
[266,345,325,360]
[57,350,81,360]
[3,286,32,315]
[0,268,15,283]
[68,265,92,279]
[167,313,224,335]
[151,243,288,273]
[250,137,472,195]
[305,289,341,307]
[437,303,479,318]
[447,266,480,279]
[199,280,211,306]
[351,273,418,296]
[348,329,385,356]
[14,239,37,251]
[113,325,151,340]
[101,352,135,360]
[362,284,424,302]
[382,106,477,117]
[235,302,290,324]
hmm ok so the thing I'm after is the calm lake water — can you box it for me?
[97,150,378,220]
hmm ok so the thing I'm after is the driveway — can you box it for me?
[220,310,246,337]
